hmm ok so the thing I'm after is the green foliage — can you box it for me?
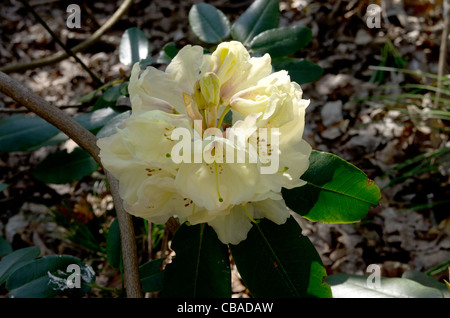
[249,26,312,58]
[230,217,332,298]
[370,40,407,84]
[156,42,179,64]
[325,273,446,298]
[402,269,450,298]
[0,236,13,257]
[282,151,381,223]
[163,223,231,298]
[0,183,8,193]
[272,58,323,84]
[96,111,131,139]
[0,1,387,299]
[91,84,127,112]
[189,3,230,44]
[231,0,280,46]
[0,246,40,284]
[0,114,61,152]
[140,258,165,293]
[6,255,95,298]
[186,0,322,85]
[33,147,99,184]
[106,218,122,269]
[119,27,152,66]
[0,107,117,152]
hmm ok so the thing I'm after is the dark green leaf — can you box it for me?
[231,0,280,45]
[91,86,123,112]
[189,3,230,44]
[162,223,231,298]
[0,108,118,152]
[6,255,95,298]
[139,56,153,69]
[106,218,121,269]
[0,246,40,284]
[77,79,122,104]
[0,236,13,258]
[402,270,450,298]
[272,58,324,84]
[230,217,331,298]
[325,273,443,298]
[0,114,60,152]
[163,42,179,59]
[0,183,8,192]
[119,27,152,66]
[140,258,165,293]
[249,26,312,58]
[96,111,130,139]
[33,148,99,184]
[74,107,118,133]
[282,151,381,223]
[156,43,180,64]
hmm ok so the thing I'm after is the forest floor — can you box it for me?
[0,0,449,297]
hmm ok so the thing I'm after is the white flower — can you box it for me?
[98,41,311,244]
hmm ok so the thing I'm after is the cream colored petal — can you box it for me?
[121,110,192,167]
[175,160,260,211]
[221,53,272,101]
[207,204,255,245]
[128,64,186,114]
[166,45,204,94]
[251,199,290,225]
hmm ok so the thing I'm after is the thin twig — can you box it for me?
[435,2,449,108]
[0,71,143,298]
[19,0,104,86]
[0,104,84,113]
[0,0,134,74]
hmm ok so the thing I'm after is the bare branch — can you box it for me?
[0,71,143,298]
[0,0,135,74]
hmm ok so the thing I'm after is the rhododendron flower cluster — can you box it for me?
[98,41,311,244]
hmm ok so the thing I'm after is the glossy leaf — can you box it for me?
[162,223,231,298]
[0,108,118,152]
[0,246,40,284]
[249,26,312,58]
[189,3,230,44]
[140,258,165,293]
[156,42,179,64]
[325,273,443,298]
[6,255,95,298]
[402,270,450,298]
[0,236,12,257]
[119,27,152,66]
[282,151,381,223]
[272,58,324,84]
[0,114,60,152]
[91,86,123,112]
[231,0,280,45]
[106,218,121,269]
[230,217,331,298]
[96,111,130,138]
[33,148,99,184]
[74,107,118,133]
